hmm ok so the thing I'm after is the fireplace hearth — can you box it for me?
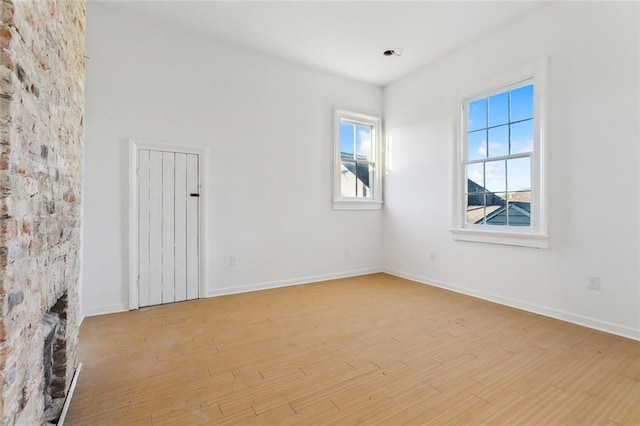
[42,294,69,424]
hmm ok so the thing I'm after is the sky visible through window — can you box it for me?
[340,121,371,161]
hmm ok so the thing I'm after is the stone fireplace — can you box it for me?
[0,1,86,424]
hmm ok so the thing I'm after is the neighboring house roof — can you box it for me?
[467,179,506,207]
[467,179,530,226]
[485,203,530,226]
[467,205,502,224]
[341,154,370,189]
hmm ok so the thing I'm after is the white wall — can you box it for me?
[84,2,640,341]
[82,3,383,315]
[383,2,640,339]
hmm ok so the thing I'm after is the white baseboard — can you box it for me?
[207,267,383,298]
[82,269,382,317]
[80,269,639,342]
[384,268,640,342]
[82,303,128,317]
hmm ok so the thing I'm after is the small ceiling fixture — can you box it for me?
[383,49,402,57]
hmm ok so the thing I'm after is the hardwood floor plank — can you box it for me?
[66,273,640,425]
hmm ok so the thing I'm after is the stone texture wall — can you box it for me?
[0,0,85,424]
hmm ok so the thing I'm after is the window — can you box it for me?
[452,59,548,248]
[333,110,382,210]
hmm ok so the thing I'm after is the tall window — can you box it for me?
[465,83,534,227]
[333,110,382,210]
[452,59,548,248]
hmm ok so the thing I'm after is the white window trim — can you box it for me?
[333,109,383,210]
[451,58,549,249]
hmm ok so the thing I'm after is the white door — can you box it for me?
[137,149,199,307]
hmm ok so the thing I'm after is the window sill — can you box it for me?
[450,228,549,249]
[333,199,382,211]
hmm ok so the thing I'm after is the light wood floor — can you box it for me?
[66,273,640,425]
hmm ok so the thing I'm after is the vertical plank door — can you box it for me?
[138,149,199,307]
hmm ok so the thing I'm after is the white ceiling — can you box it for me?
[104,1,544,87]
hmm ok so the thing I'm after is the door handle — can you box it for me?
[190,193,200,197]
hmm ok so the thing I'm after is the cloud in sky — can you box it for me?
[510,139,533,154]
[485,161,506,193]
[467,163,483,187]
[356,127,371,160]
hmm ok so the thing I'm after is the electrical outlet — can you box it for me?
[343,248,350,256]
[429,252,436,262]
[587,276,602,291]
[229,256,236,266]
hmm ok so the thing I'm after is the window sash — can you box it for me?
[465,151,530,165]
[461,82,535,230]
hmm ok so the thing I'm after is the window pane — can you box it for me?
[510,84,534,122]
[510,119,533,154]
[340,161,357,197]
[340,121,354,158]
[507,190,531,203]
[507,191,532,226]
[466,163,484,190]
[485,192,507,226]
[467,130,486,161]
[488,92,508,127]
[488,125,508,158]
[355,125,372,161]
[467,193,485,225]
[355,163,371,198]
[507,157,531,191]
[485,160,506,193]
[468,99,486,132]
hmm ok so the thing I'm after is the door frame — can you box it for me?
[128,139,208,310]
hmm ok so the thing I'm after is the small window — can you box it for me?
[452,59,548,248]
[333,110,382,210]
